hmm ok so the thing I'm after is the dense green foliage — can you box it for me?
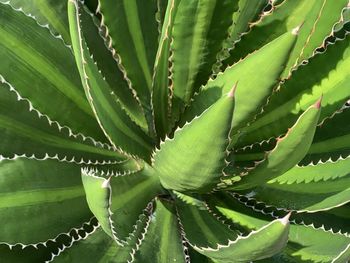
[0,0,349,262]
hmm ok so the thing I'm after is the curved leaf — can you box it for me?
[224,101,321,190]
[154,90,235,193]
[81,165,163,244]
[0,158,92,245]
[180,30,297,138]
[0,2,105,141]
[152,0,180,139]
[135,199,187,263]
[250,156,350,212]
[0,0,70,42]
[97,0,159,117]
[224,0,348,77]
[176,199,239,249]
[239,34,350,146]
[195,215,290,262]
[68,0,154,161]
[302,107,350,165]
[78,3,148,131]
[53,214,151,263]
[169,0,239,125]
[211,194,350,263]
[0,80,125,164]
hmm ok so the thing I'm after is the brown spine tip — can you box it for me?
[314,95,323,109]
[227,81,238,98]
[292,22,304,35]
[280,212,292,225]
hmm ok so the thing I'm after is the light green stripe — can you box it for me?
[159,211,171,262]
[0,186,84,208]
[309,134,350,154]
[123,0,152,87]
[0,114,118,158]
[85,65,150,149]
[190,208,218,243]
[0,27,92,115]
[36,0,70,41]
[112,178,156,209]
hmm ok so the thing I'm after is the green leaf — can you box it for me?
[295,205,350,234]
[152,0,180,139]
[97,0,159,117]
[68,0,154,161]
[195,215,290,263]
[238,34,350,147]
[211,194,350,263]
[0,158,92,245]
[53,214,151,263]
[0,2,105,141]
[0,0,71,43]
[154,89,235,193]
[176,199,239,249]
[180,30,297,138]
[81,165,163,244]
[213,0,269,71]
[78,3,148,131]
[302,107,350,165]
[229,0,269,44]
[224,100,321,190]
[287,224,350,263]
[0,80,125,163]
[169,0,239,124]
[332,244,350,263]
[224,0,349,77]
[249,156,350,212]
[134,199,187,263]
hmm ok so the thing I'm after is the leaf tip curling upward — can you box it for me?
[280,212,291,226]
[292,22,304,35]
[227,82,238,98]
[314,95,323,109]
[101,177,111,189]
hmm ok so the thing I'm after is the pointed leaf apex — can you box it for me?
[292,22,304,35]
[280,212,291,225]
[314,95,323,109]
[101,177,111,188]
[227,82,238,98]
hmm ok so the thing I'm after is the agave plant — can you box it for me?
[0,0,350,262]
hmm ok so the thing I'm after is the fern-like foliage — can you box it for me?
[0,0,349,262]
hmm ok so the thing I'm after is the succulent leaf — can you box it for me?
[0,158,92,245]
[97,0,159,119]
[68,0,154,160]
[224,100,321,190]
[81,165,163,244]
[134,199,187,263]
[169,0,239,126]
[176,198,240,249]
[0,1,105,141]
[224,0,349,77]
[0,0,71,43]
[152,0,181,139]
[0,0,349,261]
[249,156,350,212]
[78,3,148,131]
[180,29,297,139]
[211,193,350,263]
[239,34,350,146]
[52,215,151,263]
[154,89,235,193]
[194,214,290,263]
[0,80,124,163]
